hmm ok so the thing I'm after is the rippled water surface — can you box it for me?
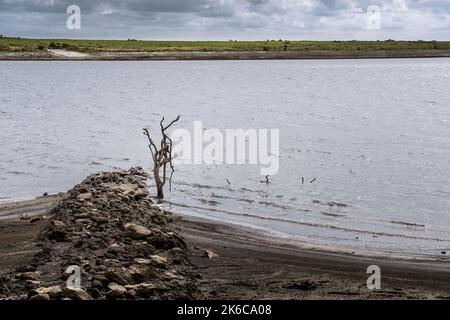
[1,59,450,255]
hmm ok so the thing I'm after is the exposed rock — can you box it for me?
[75,218,91,224]
[105,268,133,286]
[128,264,161,281]
[30,293,50,300]
[19,271,41,281]
[26,280,43,289]
[0,167,200,300]
[163,270,185,281]
[191,247,218,259]
[205,250,218,259]
[134,255,168,268]
[149,230,186,250]
[114,184,135,194]
[47,220,68,241]
[125,283,157,296]
[52,220,66,228]
[74,212,91,219]
[30,286,63,299]
[134,188,149,199]
[29,216,42,223]
[77,192,92,201]
[106,282,127,299]
[125,289,137,299]
[124,223,152,239]
[63,287,92,300]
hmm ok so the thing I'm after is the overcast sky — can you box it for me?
[1,0,449,40]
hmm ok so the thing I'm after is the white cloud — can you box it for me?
[0,0,449,40]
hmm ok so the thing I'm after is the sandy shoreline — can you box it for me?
[2,49,450,61]
[2,192,450,299]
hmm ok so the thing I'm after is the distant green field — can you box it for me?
[1,36,450,53]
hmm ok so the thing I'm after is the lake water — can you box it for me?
[1,59,450,256]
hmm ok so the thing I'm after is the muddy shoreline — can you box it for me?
[2,49,450,61]
[2,170,450,299]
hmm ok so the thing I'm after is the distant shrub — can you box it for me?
[262,46,270,51]
[48,42,61,49]
[37,45,46,50]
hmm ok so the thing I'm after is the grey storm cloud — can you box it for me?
[310,0,354,16]
[415,0,450,14]
[0,0,449,40]
[0,0,232,14]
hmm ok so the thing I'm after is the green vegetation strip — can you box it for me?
[1,36,450,53]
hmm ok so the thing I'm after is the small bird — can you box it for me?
[260,175,270,184]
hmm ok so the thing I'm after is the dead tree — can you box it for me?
[143,116,180,199]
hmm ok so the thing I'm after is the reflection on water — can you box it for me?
[1,59,450,256]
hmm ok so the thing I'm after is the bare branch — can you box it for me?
[143,116,181,199]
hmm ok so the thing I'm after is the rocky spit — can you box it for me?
[0,168,200,300]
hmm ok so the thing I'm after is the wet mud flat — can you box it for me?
[1,168,450,299]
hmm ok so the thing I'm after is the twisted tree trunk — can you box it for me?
[143,115,180,199]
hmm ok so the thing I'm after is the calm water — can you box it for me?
[1,59,450,256]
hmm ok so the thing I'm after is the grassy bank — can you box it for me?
[1,36,450,53]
